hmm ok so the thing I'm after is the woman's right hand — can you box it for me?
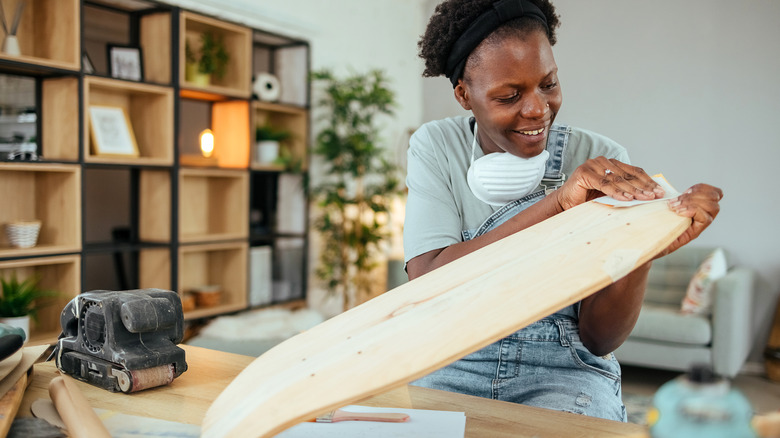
[553,156,665,211]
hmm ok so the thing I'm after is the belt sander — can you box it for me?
[54,289,188,393]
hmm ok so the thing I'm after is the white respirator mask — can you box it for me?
[466,122,550,206]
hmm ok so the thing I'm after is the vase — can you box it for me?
[2,35,20,56]
[4,220,41,248]
[256,140,280,164]
[0,315,30,344]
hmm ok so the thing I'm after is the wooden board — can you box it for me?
[0,370,28,436]
[202,200,690,437]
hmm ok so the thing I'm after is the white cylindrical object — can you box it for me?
[253,73,281,102]
[2,35,21,56]
[256,140,280,164]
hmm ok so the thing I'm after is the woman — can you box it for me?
[404,0,722,421]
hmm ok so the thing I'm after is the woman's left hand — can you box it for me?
[659,183,723,257]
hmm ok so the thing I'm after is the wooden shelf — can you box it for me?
[251,101,308,170]
[179,241,248,319]
[0,163,81,257]
[179,12,252,98]
[41,77,79,161]
[0,255,80,338]
[140,11,172,85]
[139,247,171,290]
[179,168,248,243]
[139,169,171,242]
[84,77,174,165]
[0,0,80,71]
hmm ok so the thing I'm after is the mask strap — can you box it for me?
[470,122,479,164]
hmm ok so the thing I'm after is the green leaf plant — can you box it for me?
[311,69,403,311]
[186,31,230,79]
[0,273,59,322]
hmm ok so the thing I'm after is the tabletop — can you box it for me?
[17,344,648,438]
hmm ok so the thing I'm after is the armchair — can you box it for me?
[614,246,755,378]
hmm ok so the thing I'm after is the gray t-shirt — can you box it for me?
[403,116,630,264]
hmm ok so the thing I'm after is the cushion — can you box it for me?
[630,304,712,345]
[680,248,727,315]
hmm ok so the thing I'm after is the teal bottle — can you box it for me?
[649,364,756,438]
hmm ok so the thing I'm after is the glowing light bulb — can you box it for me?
[200,129,214,158]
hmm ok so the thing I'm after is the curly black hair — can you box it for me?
[418,0,560,78]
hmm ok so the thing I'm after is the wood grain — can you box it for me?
[202,200,689,437]
[0,372,27,437]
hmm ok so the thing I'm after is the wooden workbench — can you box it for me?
[17,345,648,437]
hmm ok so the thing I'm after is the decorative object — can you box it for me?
[88,105,139,157]
[615,246,754,378]
[4,220,41,248]
[192,285,222,308]
[252,72,281,102]
[310,69,402,310]
[181,293,196,312]
[108,45,143,81]
[254,124,290,165]
[199,128,214,158]
[680,247,727,315]
[82,52,95,74]
[0,0,25,56]
[185,31,229,86]
[180,128,218,167]
[0,273,58,342]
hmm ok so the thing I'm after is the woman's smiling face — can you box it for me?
[455,29,562,159]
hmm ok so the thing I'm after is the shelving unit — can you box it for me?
[179,168,248,243]
[179,241,248,319]
[0,255,80,343]
[84,76,174,165]
[0,0,80,72]
[0,163,81,258]
[179,11,252,98]
[251,101,308,171]
[0,0,310,338]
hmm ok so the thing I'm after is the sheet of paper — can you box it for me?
[273,405,466,438]
[594,174,680,208]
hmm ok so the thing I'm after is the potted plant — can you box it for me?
[185,31,230,86]
[0,273,58,342]
[311,69,402,310]
[255,124,291,165]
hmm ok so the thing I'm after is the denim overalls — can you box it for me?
[412,123,628,422]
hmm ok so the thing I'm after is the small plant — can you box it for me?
[186,31,230,79]
[255,124,291,142]
[0,274,58,321]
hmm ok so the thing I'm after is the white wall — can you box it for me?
[421,0,780,366]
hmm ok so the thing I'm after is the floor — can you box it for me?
[621,364,780,414]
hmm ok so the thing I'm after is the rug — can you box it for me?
[623,392,654,425]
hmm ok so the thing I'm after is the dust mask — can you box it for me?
[467,123,549,206]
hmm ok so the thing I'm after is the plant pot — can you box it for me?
[185,63,211,87]
[256,140,280,164]
[0,315,30,344]
[4,220,42,248]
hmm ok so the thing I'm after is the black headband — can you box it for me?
[444,0,549,88]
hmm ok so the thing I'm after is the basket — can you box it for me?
[4,221,42,248]
[193,285,222,308]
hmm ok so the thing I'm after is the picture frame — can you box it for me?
[107,45,144,81]
[88,105,139,157]
[82,52,95,74]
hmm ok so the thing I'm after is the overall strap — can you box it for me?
[541,123,570,195]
